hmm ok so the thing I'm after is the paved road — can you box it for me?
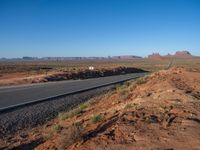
[0,73,146,110]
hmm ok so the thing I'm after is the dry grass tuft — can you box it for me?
[118,89,130,100]
[125,103,139,109]
[51,124,62,133]
[44,124,62,141]
[58,102,89,120]
[91,114,104,124]
[58,123,83,150]
[135,76,148,85]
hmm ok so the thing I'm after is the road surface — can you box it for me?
[0,73,146,111]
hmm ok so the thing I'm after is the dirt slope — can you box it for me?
[1,67,200,150]
[0,67,146,86]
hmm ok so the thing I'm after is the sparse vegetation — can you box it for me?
[135,76,148,85]
[115,84,123,91]
[111,109,118,114]
[59,123,83,150]
[1,59,200,86]
[87,98,97,105]
[51,124,62,133]
[58,112,71,120]
[58,102,89,120]
[118,89,130,100]
[3,67,200,150]
[124,80,133,87]
[44,132,54,141]
[125,103,138,109]
[114,80,137,101]
[128,83,137,91]
[91,114,104,124]
[44,124,62,141]
[79,103,88,110]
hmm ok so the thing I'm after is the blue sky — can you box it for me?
[0,0,200,58]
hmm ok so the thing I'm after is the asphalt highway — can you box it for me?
[0,73,146,111]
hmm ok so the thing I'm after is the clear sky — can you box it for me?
[0,0,200,58]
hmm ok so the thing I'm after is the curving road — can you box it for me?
[0,73,146,111]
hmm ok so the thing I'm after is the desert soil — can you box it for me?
[0,67,145,86]
[1,67,200,150]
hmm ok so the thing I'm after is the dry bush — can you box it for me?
[59,123,83,150]
[44,132,54,141]
[128,83,137,91]
[91,114,104,124]
[79,103,88,110]
[51,124,62,133]
[124,80,133,87]
[43,124,62,141]
[58,102,89,120]
[135,76,148,85]
[125,103,139,109]
[58,112,71,120]
[118,89,130,100]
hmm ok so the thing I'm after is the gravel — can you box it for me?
[0,85,115,138]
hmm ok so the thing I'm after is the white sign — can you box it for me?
[89,66,94,70]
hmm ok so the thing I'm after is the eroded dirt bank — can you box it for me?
[0,67,146,86]
[1,67,200,150]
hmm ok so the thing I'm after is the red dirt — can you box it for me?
[1,67,200,150]
[0,67,145,86]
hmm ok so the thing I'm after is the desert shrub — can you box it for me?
[129,84,137,91]
[118,89,130,100]
[91,114,104,124]
[51,124,62,133]
[125,103,133,109]
[74,102,90,114]
[125,103,138,109]
[124,80,133,87]
[58,102,89,120]
[59,123,83,150]
[135,76,148,85]
[115,83,126,91]
[44,124,62,141]
[58,112,72,120]
[115,84,121,91]
[73,107,83,115]
[79,103,88,110]
[58,110,81,120]
[111,109,118,114]
[44,132,54,141]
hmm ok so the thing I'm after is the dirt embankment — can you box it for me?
[1,67,200,150]
[0,67,146,86]
[44,67,146,81]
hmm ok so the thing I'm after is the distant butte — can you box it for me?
[148,50,199,59]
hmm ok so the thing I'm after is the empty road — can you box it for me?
[0,73,146,111]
